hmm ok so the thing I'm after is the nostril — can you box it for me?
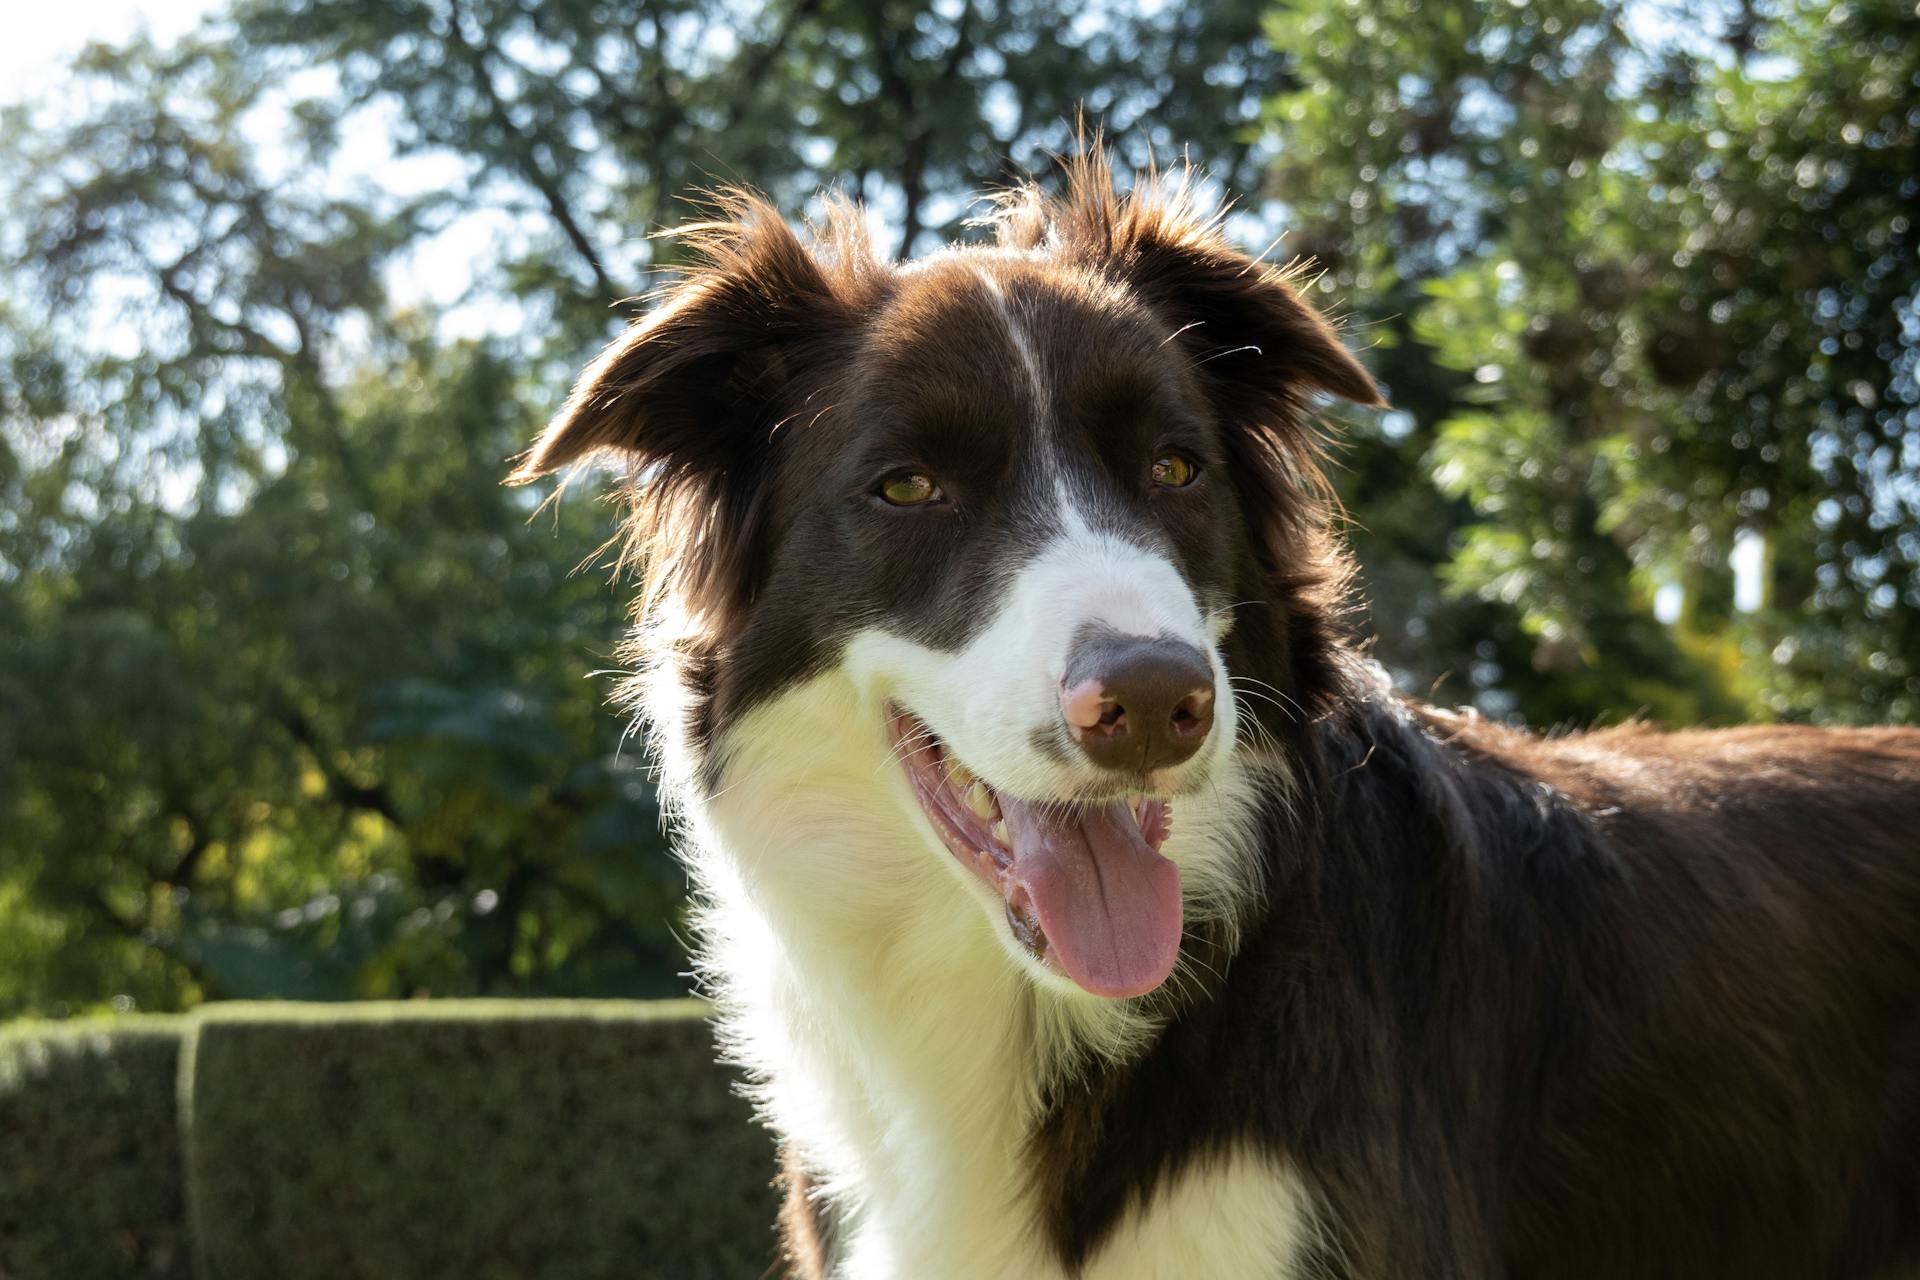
[1170,689,1213,735]
[1061,679,1116,732]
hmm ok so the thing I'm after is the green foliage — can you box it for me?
[226,0,1286,323]
[184,1001,776,1280]
[1611,0,1920,719]
[1265,0,1917,724]
[0,332,684,1017]
[0,1018,191,1280]
[0,1002,776,1280]
[1,0,1914,1018]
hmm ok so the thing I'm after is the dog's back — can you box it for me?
[1504,723,1920,1277]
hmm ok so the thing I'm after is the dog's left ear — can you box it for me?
[1122,234,1386,411]
[1038,158,1385,411]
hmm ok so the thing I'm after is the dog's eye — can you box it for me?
[1151,453,1199,489]
[878,471,943,506]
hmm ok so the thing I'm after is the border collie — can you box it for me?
[511,152,1920,1278]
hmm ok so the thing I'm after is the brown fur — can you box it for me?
[517,151,1920,1278]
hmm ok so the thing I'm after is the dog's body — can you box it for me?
[515,156,1920,1278]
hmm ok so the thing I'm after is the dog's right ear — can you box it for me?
[508,196,878,624]
[507,195,870,487]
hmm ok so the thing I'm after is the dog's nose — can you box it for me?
[1059,635,1215,772]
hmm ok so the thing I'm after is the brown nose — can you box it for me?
[1059,632,1215,773]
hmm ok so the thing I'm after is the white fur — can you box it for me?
[974,267,1051,425]
[638,517,1313,1277]
[1083,1149,1320,1280]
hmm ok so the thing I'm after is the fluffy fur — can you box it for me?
[512,152,1920,1279]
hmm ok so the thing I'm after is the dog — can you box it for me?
[511,152,1920,1279]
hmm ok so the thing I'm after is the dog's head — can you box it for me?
[512,155,1380,1000]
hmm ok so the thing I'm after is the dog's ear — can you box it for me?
[1022,153,1385,411]
[1117,235,1385,411]
[509,195,869,485]
[509,195,879,624]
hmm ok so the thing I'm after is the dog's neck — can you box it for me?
[646,661,1275,1277]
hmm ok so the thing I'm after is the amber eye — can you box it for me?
[878,471,943,506]
[1151,453,1198,489]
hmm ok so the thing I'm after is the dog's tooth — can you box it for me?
[966,783,997,820]
[949,762,976,789]
[991,820,1010,847]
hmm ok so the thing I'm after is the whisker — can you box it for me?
[1231,685,1304,725]
[1230,675,1310,723]
[875,724,939,776]
[1193,342,1262,366]
[1159,319,1205,348]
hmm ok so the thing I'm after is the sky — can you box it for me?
[5,0,517,339]
[3,0,223,104]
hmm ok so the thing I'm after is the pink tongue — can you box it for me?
[1000,798,1182,998]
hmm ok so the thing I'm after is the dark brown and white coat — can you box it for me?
[513,155,1920,1280]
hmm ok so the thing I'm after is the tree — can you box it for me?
[0,1,1286,1016]
[0,35,677,1015]
[1264,0,1917,724]
[3,0,1911,1018]
[1610,0,1920,720]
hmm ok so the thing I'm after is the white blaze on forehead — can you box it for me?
[974,268,1051,426]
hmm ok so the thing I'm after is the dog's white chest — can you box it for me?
[1077,1151,1316,1280]
[678,672,1306,1280]
[837,1146,1313,1280]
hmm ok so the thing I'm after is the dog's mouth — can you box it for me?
[888,707,1182,999]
